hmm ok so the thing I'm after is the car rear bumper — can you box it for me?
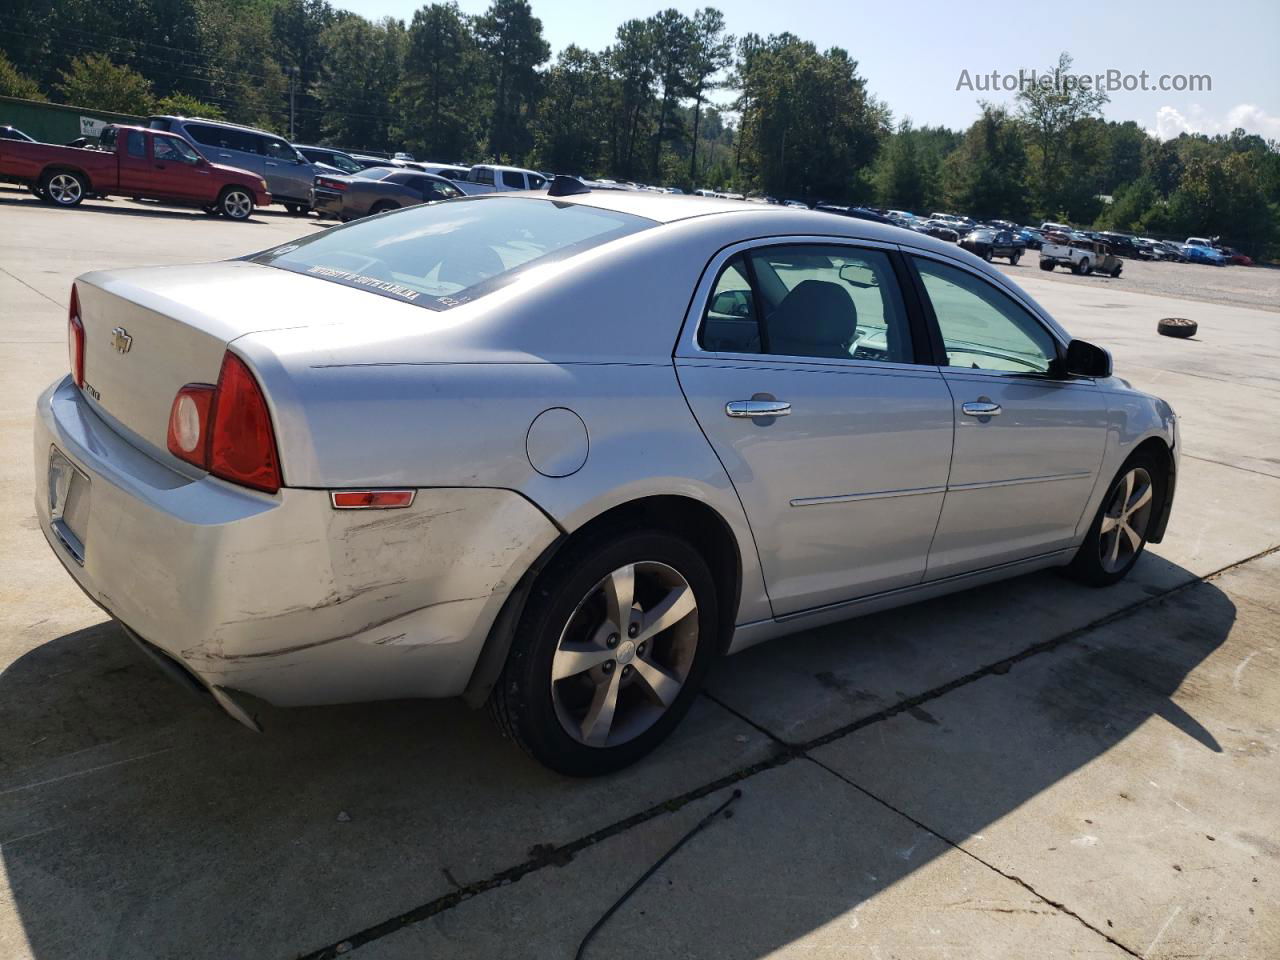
[311,189,344,218]
[34,376,560,713]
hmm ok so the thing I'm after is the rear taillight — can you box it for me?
[317,177,347,191]
[68,284,85,387]
[165,352,282,494]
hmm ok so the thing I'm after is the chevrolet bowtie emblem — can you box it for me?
[111,326,132,354]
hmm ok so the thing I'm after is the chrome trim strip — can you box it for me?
[947,471,1093,492]
[790,484,946,507]
[51,519,85,566]
[774,548,1075,623]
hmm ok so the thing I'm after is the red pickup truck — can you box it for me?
[0,124,271,219]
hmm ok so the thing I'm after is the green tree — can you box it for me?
[943,104,1029,220]
[153,91,224,119]
[0,50,44,100]
[397,2,485,160]
[270,0,340,142]
[531,45,611,173]
[607,19,659,177]
[646,9,694,176]
[56,54,153,113]
[735,34,888,202]
[686,8,732,185]
[1015,51,1109,218]
[474,0,549,161]
[315,15,406,149]
[1096,175,1158,231]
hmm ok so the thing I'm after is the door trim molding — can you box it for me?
[946,470,1093,492]
[790,484,946,507]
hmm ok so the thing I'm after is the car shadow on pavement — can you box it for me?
[0,191,268,224]
[0,556,1237,959]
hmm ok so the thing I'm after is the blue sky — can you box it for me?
[337,0,1280,140]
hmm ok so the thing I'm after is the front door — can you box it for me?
[675,242,955,616]
[909,254,1108,579]
[263,136,310,202]
[149,133,208,202]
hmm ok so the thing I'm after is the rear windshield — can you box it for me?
[249,196,655,311]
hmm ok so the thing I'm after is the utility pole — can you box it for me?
[288,66,299,141]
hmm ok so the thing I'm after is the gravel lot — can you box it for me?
[995,252,1280,314]
[0,188,1277,960]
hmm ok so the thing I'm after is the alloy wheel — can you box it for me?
[48,174,82,204]
[223,190,252,219]
[1099,466,1153,573]
[550,561,699,748]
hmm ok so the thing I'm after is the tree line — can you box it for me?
[1,3,1276,255]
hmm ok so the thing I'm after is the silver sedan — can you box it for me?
[35,186,1178,775]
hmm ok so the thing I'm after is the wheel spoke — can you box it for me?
[1121,470,1134,506]
[603,564,635,631]
[1121,521,1143,553]
[580,669,622,746]
[1126,481,1152,515]
[552,644,614,681]
[636,583,696,643]
[1099,514,1119,534]
[1107,528,1121,566]
[632,656,682,707]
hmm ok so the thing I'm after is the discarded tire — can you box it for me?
[1157,317,1197,338]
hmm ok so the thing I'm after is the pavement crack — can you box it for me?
[805,756,1144,959]
[1182,453,1280,480]
[0,265,61,307]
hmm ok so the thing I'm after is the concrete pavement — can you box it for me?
[1,189,1276,959]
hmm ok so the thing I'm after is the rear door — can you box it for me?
[675,240,955,616]
[908,254,1108,579]
[263,136,311,201]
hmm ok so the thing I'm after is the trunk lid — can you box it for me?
[72,259,417,465]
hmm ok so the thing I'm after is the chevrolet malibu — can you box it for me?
[35,183,1178,775]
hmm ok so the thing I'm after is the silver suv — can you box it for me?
[148,116,317,213]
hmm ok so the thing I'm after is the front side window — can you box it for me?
[153,135,200,163]
[264,139,297,161]
[427,181,462,201]
[913,257,1058,374]
[251,196,654,311]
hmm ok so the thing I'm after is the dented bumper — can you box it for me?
[34,376,560,709]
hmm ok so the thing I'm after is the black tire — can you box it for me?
[490,528,719,776]
[41,170,87,206]
[982,248,993,262]
[284,202,308,216]
[1073,257,1091,275]
[369,200,399,216]
[1157,317,1197,338]
[1010,251,1021,265]
[1110,266,1122,278]
[1065,450,1166,587]
[203,205,219,216]
[1039,259,1054,271]
[218,186,254,220]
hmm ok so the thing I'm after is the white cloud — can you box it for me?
[1149,103,1280,140]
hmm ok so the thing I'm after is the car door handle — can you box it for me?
[726,400,791,418]
[265,161,278,167]
[218,153,232,159]
[962,401,1002,417]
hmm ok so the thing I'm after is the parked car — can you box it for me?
[311,166,462,220]
[453,164,548,195]
[1146,239,1185,262]
[1,124,36,142]
[417,161,470,180]
[918,220,960,242]
[1222,247,1253,266]
[149,115,316,214]
[1040,236,1123,276]
[1018,227,1045,250]
[296,145,365,176]
[1182,243,1227,266]
[983,219,1019,231]
[960,228,1026,264]
[1040,221,1072,234]
[393,151,416,162]
[35,189,1179,774]
[0,124,269,218]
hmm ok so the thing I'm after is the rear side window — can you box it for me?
[700,245,913,364]
[126,131,146,158]
[469,166,495,185]
[251,196,655,311]
[501,170,525,189]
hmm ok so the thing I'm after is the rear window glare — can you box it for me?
[249,196,655,311]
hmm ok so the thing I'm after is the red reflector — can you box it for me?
[208,353,282,493]
[68,284,85,387]
[330,490,416,509]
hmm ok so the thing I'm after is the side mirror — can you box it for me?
[1064,338,1112,378]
